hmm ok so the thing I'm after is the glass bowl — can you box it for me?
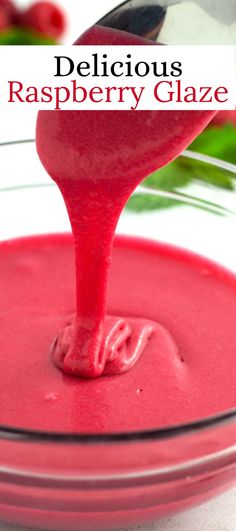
[0,140,236,531]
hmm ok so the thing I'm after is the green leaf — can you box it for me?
[177,159,234,190]
[190,123,236,165]
[126,193,180,212]
[145,159,191,190]
[0,27,56,45]
[125,160,189,211]
[126,123,236,213]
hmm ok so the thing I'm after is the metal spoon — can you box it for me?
[97,0,236,44]
[98,0,169,41]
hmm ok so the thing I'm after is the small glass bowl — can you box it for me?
[0,140,236,531]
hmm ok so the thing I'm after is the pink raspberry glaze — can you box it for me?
[0,234,236,434]
[36,25,215,378]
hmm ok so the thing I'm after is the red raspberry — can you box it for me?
[22,1,66,39]
[0,0,19,24]
[212,110,236,127]
[0,6,9,30]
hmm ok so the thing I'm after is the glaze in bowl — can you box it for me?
[0,140,236,530]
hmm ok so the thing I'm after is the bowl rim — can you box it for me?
[1,138,236,445]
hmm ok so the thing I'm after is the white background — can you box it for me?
[0,1,236,530]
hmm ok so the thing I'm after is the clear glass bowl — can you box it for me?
[0,140,236,531]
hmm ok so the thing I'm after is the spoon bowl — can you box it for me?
[98,0,236,45]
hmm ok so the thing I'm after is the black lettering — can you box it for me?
[54,56,74,77]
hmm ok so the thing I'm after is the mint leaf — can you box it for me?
[145,159,191,190]
[177,159,234,190]
[0,28,56,45]
[125,158,191,211]
[190,124,236,165]
[126,123,236,212]
[126,193,179,212]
